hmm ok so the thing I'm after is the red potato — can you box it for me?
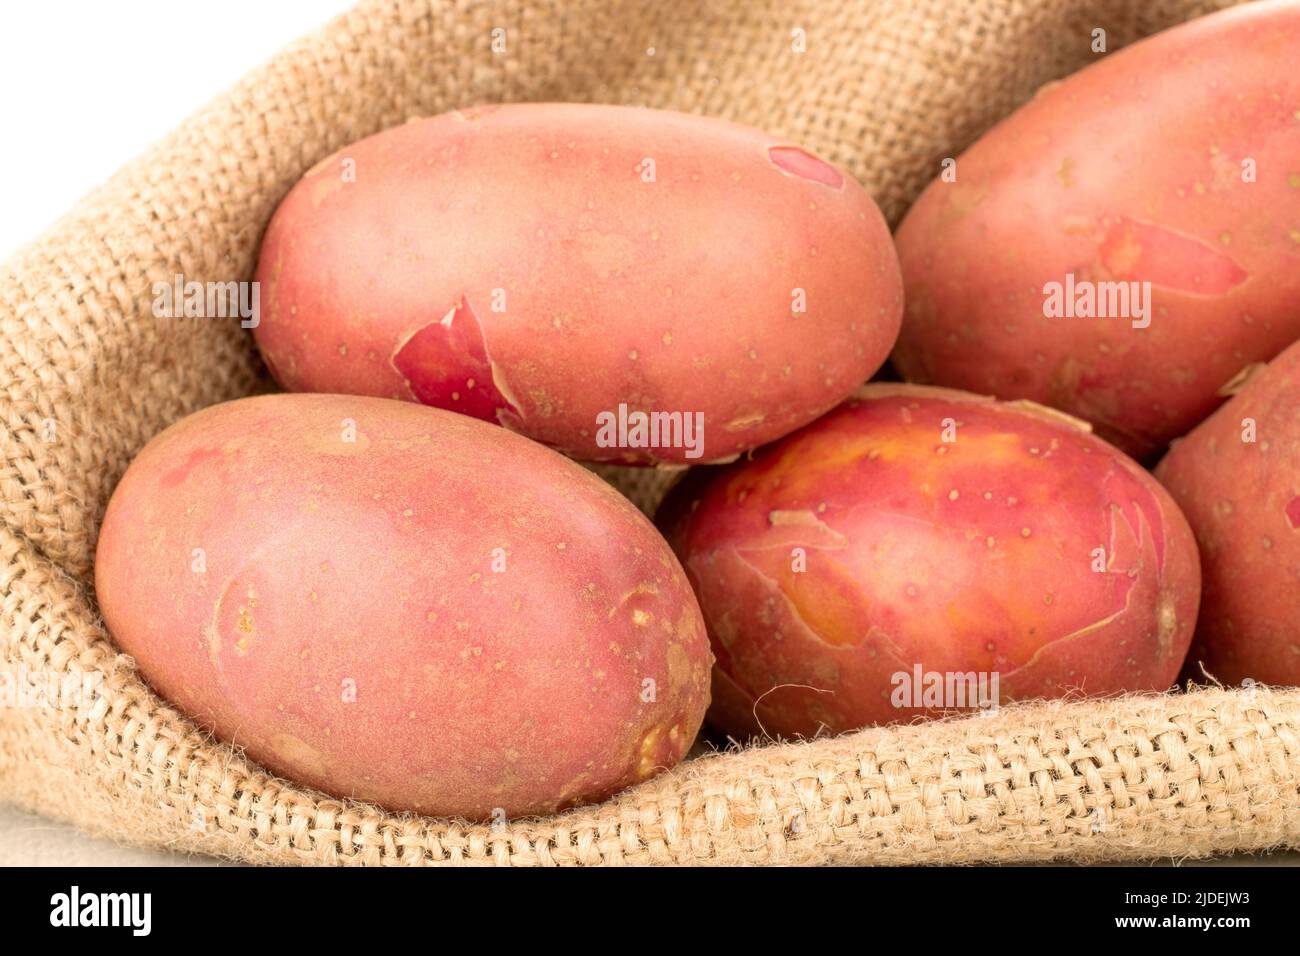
[1155,340,1300,687]
[893,1,1300,460]
[254,103,902,465]
[658,384,1200,739]
[94,394,711,819]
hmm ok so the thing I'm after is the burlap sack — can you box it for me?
[4,0,1296,866]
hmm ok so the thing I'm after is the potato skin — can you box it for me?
[1155,341,1300,687]
[254,103,902,465]
[94,394,711,819]
[893,2,1300,460]
[658,384,1199,738]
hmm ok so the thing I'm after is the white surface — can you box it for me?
[0,0,355,262]
[0,804,233,867]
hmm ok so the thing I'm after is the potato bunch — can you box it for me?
[97,2,1300,817]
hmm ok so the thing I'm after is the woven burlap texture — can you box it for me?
[5,0,1294,866]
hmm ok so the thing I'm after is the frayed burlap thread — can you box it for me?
[4,0,1294,865]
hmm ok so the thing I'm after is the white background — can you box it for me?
[0,0,354,262]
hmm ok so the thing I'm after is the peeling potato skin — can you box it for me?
[94,394,711,819]
[1155,340,1300,687]
[892,2,1300,461]
[658,384,1199,739]
[253,103,902,464]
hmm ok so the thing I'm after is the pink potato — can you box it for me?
[254,103,902,465]
[94,394,711,819]
[893,1,1300,460]
[658,384,1200,739]
[1155,340,1300,687]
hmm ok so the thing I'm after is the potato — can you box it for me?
[94,394,711,819]
[658,384,1199,738]
[1155,341,1300,687]
[893,2,1300,460]
[254,103,902,465]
